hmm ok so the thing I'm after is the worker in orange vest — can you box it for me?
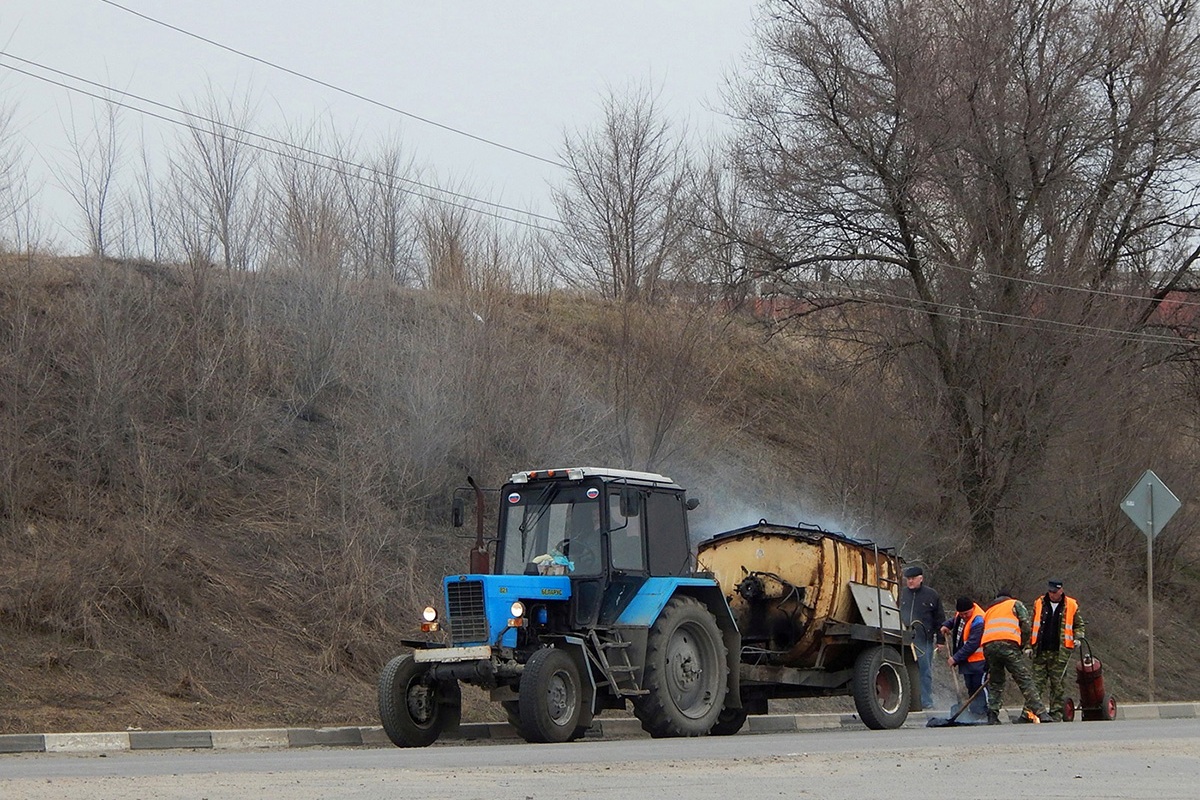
[938,596,988,720]
[1028,578,1086,722]
[981,588,1052,724]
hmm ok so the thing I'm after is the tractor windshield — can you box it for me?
[497,481,603,576]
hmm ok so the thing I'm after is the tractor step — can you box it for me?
[588,629,648,697]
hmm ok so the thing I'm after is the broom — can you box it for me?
[926,673,989,727]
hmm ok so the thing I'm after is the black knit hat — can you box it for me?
[956,596,974,613]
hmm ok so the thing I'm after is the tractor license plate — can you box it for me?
[413,645,491,663]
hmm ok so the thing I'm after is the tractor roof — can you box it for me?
[508,466,682,490]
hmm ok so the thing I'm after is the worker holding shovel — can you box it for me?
[937,596,989,721]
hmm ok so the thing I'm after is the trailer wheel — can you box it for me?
[378,654,461,747]
[1063,697,1076,722]
[519,648,583,743]
[633,595,728,738]
[709,704,748,736]
[851,645,909,730]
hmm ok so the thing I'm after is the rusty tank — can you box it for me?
[696,520,903,671]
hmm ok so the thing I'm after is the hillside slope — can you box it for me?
[0,257,1196,734]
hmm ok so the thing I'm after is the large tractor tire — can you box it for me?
[502,699,523,730]
[709,703,748,736]
[518,648,584,743]
[633,595,729,738]
[378,654,462,747]
[851,645,909,730]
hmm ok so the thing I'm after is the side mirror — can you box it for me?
[620,488,640,517]
[451,497,465,527]
[685,497,700,511]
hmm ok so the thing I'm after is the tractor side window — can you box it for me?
[646,491,691,576]
[609,491,645,572]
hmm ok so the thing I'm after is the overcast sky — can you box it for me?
[1,1,759,252]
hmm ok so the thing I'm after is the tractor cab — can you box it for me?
[497,467,695,628]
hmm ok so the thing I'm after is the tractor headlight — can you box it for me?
[510,601,525,619]
[420,606,440,632]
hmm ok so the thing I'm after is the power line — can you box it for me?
[841,284,1192,347]
[96,0,567,169]
[0,53,562,234]
[932,257,1200,311]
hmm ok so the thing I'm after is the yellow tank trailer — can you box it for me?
[698,521,917,732]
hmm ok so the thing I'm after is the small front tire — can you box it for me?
[378,654,461,748]
[519,648,583,743]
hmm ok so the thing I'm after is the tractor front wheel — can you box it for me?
[518,648,584,743]
[378,654,461,747]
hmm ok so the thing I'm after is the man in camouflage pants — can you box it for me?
[1029,578,1086,722]
[981,588,1051,724]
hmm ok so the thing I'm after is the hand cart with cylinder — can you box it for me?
[1063,639,1117,721]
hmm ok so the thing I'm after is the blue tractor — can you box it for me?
[378,467,741,746]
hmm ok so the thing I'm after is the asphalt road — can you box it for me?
[4,718,1197,799]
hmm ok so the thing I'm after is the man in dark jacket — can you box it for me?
[939,596,988,720]
[901,565,943,710]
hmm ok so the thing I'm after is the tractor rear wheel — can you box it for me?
[378,654,462,747]
[518,648,583,743]
[633,595,728,738]
[851,645,909,730]
[709,703,748,736]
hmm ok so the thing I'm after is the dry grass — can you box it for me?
[0,257,1197,735]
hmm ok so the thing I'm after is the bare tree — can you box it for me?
[54,98,124,257]
[174,85,262,271]
[419,195,473,293]
[0,100,44,258]
[733,0,1200,547]
[552,84,694,303]
[265,125,357,420]
[337,137,420,283]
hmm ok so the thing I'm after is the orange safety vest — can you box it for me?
[953,604,987,663]
[981,598,1022,645]
[1030,595,1079,649]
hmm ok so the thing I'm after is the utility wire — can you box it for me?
[96,0,567,169]
[0,53,562,234]
[835,284,1193,347]
[0,51,558,225]
[931,257,1200,310]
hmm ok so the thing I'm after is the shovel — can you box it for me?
[926,674,989,728]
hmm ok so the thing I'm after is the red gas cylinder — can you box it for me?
[1075,640,1117,721]
[1076,649,1105,707]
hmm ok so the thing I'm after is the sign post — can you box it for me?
[1120,470,1181,702]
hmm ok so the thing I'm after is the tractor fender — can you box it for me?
[614,578,742,709]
